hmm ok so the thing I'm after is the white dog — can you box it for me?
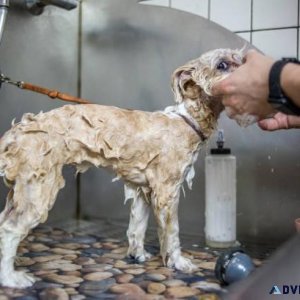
[0,48,244,288]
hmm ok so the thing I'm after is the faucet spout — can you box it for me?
[26,0,78,15]
[0,0,9,47]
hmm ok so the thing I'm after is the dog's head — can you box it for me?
[171,48,244,103]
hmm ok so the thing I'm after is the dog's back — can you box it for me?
[0,104,197,186]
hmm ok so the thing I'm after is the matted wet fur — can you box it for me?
[0,48,244,288]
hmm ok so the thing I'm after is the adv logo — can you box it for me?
[270,285,300,295]
[269,286,281,295]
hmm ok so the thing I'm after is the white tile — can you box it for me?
[253,0,298,30]
[298,30,300,60]
[171,0,208,18]
[252,29,297,59]
[210,0,251,31]
[140,0,169,7]
[237,32,251,42]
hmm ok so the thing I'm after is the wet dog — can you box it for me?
[0,48,243,287]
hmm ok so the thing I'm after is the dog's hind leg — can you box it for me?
[125,185,152,262]
[0,167,64,288]
[152,185,197,273]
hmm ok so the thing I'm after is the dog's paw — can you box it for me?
[168,255,197,273]
[128,249,152,263]
[0,270,36,288]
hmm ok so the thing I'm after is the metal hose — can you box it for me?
[0,0,9,47]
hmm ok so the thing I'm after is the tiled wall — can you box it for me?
[142,0,300,59]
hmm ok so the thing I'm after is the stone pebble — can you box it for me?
[39,287,69,300]
[63,255,78,261]
[165,286,200,298]
[64,287,78,295]
[147,282,166,294]
[185,249,214,259]
[70,295,86,300]
[110,283,146,297]
[15,257,35,267]
[33,281,64,290]
[33,269,58,276]
[55,243,89,250]
[27,243,50,252]
[198,294,220,300]
[111,246,127,254]
[102,253,126,260]
[62,271,81,277]
[74,257,95,265]
[33,225,52,234]
[145,261,162,267]
[50,248,79,255]
[83,272,113,281]
[94,257,114,264]
[31,260,82,272]
[163,279,187,287]
[147,267,173,277]
[198,261,216,270]
[82,263,113,273]
[79,278,116,296]
[33,255,63,263]
[191,281,222,292]
[115,273,134,283]
[92,242,102,248]
[102,242,119,250]
[65,236,97,244]
[144,273,166,282]
[110,268,123,275]
[124,268,146,275]
[43,274,84,285]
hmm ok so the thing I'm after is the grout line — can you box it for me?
[250,0,253,44]
[169,0,171,8]
[297,0,299,59]
[76,0,83,220]
[208,0,211,20]
[235,26,299,34]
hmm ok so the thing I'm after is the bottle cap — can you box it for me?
[210,129,231,155]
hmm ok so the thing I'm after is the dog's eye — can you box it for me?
[217,61,229,71]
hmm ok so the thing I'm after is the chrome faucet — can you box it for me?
[0,0,9,47]
[25,0,78,15]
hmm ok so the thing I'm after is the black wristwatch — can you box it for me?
[268,58,300,115]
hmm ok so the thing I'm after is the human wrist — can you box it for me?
[281,63,300,107]
[268,59,300,115]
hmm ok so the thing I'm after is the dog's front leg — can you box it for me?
[0,225,35,288]
[153,188,197,273]
[126,188,152,263]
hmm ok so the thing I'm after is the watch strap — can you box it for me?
[268,59,300,115]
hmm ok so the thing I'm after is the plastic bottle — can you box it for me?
[205,130,236,248]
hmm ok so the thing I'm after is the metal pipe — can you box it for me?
[0,0,9,47]
[25,0,77,15]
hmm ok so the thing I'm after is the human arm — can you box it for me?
[212,50,300,130]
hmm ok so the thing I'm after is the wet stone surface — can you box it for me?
[0,223,257,299]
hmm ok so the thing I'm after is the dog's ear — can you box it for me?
[171,67,201,103]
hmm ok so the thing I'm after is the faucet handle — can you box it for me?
[25,0,78,16]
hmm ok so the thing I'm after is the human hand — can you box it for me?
[212,50,276,120]
[258,112,300,131]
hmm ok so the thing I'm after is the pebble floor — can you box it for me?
[0,220,266,300]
